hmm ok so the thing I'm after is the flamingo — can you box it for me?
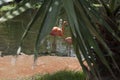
[50,20,72,56]
[65,37,72,44]
[65,37,72,56]
[50,20,68,53]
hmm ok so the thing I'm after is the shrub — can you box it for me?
[31,70,86,80]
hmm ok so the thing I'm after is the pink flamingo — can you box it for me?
[65,37,72,44]
[65,37,72,56]
[50,20,68,53]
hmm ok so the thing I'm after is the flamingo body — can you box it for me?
[50,20,68,53]
[50,26,63,36]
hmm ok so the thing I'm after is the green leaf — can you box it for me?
[20,0,51,45]
[0,2,32,23]
[34,0,62,63]
[75,0,119,79]
[98,0,111,15]
[109,0,118,11]
[62,0,98,79]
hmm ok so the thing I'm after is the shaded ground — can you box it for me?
[0,54,82,80]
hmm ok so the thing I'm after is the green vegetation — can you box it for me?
[0,5,15,11]
[0,0,120,80]
[27,70,86,80]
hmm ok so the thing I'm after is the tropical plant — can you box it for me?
[0,0,120,80]
[30,70,86,80]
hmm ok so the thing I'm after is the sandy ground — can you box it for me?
[0,54,82,80]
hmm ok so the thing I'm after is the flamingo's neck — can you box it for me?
[58,19,66,31]
[62,23,65,32]
[59,19,63,28]
[61,22,67,38]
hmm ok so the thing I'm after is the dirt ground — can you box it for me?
[0,54,83,80]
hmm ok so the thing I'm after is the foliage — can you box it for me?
[29,70,86,80]
[0,0,120,80]
[0,5,15,11]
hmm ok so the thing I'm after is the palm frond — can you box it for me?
[63,0,119,79]
[0,1,32,23]
[98,0,111,15]
[0,0,13,5]
[33,0,62,65]
[1,0,120,79]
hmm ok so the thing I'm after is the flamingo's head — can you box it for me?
[63,21,68,26]
[65,37,72,44]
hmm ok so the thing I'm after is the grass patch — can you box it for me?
[27,70,86,80]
